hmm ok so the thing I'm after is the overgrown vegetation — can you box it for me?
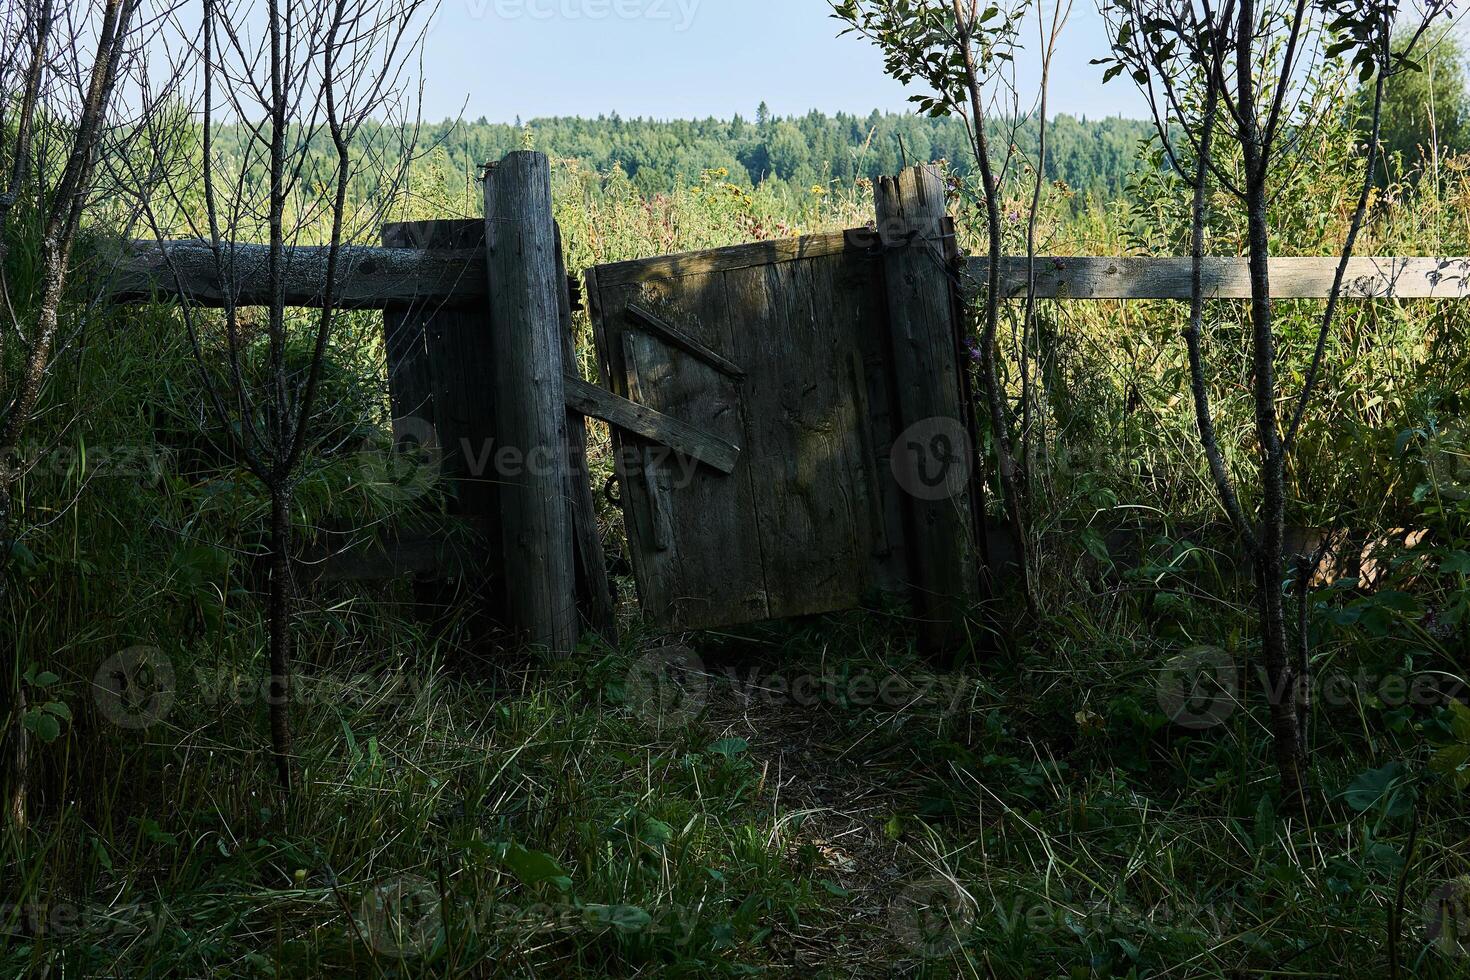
[4,2,1470,977]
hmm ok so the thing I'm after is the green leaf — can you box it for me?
[90,836,114,871]
[1081,527,1112,563]
[44,701,72,722]
[23,712,60,743]
[1441,551,1470,575]
[1253,794,1276,851]
[8,540,37,573]
[139,818,178,846]
[640,815,675,847]
[602,905,652,932]
[884,813,905,841]
[819,879,852,897]
[496,842,571,891]
[1343,762,1414,817]
[707,737,749,758]
[1448,701,1470,743]
[1430,744,1470,786]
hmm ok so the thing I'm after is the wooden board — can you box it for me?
[722,255,900,619]
[593,230,855,287]
[555,223,616,639]
[564,375,740,475]
[111,240,487,309]
[592,271,768,629]
[964,255,1470,300]
[111,238,1470,308]
[587,237,909,631]
[382,220,505,619]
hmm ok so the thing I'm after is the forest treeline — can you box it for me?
[209,106,1157,208]
[203,37,1470,220]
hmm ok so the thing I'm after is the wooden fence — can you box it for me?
[107,151,1470,653]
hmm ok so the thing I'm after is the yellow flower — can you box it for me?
[810,184,827,196]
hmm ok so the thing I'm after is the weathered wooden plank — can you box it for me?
[722,253,893,620]
[622,335,677,554]
[110,238,1470,309]
[485,151,578,654]
[381,220,505,621]
[110,240,487,309]
[965,255,1470,300]
[848,253,913,594]
[564,375,740,475]
[625,304,747,379]
[877,165,981,651]
[594,230,856,287]
[593,273,769,629]
[554,223,616,639]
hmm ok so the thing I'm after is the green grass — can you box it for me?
[7,592,1470,976]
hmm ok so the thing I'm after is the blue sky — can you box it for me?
[420,0,1151,122]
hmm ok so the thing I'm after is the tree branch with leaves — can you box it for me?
[1096,0,1453,809]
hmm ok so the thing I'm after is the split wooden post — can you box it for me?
[554,222,617,639]
[484,151,579,653]
[874,165,982,650]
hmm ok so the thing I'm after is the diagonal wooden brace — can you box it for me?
[562,375,740,476]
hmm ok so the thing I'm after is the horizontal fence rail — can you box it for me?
[107,239,1470,308]
[109,240,488,309]
[965,256,1470,300]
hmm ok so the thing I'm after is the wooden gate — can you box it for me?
[585,166,986,642]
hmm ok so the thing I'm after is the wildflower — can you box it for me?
[811,184,827,196]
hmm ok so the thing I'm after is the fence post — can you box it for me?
[874,164,983,651]
[484,151,579,653]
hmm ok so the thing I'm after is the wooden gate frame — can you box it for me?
[583,165,986,649]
